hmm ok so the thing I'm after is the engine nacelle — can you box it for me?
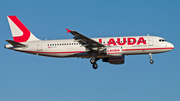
[106,47,122,56]
[102,55,125,65]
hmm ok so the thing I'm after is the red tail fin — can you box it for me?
[7,16,39,42]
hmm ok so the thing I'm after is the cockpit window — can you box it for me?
[162,39,166,42]
[159,39,166,42]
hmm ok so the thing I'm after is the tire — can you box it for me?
[90,58,96,64]
[92,63,98,69]
[150,60,154,64]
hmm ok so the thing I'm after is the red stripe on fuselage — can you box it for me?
[17,47,173,55]
[122,47,174,51]
[8,16,30,42]
[17,50,85,54]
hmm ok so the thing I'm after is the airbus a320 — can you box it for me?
[5,16,174,69]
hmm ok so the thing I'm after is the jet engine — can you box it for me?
[102,55,125,65]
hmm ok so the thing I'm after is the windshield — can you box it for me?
[159,39,167,42]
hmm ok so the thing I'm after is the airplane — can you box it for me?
[4,16,174,69]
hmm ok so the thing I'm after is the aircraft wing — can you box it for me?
[67,29,105,48]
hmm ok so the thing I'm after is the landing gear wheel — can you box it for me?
[150,60,154,64]
[90,58,96,64]
[149,53,154,64]
[92,63,98,69]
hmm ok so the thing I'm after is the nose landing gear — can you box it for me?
[90,58,99,69]
[150,59,154,64]
[149,53,154,64]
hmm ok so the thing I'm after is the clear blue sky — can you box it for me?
[0,0,180,101]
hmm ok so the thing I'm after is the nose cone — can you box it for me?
[168,42,174,50]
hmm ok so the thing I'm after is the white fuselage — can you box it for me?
[5,35,174,58]
[5,15,174,68]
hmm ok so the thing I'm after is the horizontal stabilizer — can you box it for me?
[6,40,26,47]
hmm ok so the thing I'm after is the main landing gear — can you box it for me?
[90,58,99,69]
[149,53,154,64]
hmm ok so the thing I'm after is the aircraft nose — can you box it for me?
[168,43,174,50]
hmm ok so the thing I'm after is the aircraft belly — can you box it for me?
[56,53,76,56]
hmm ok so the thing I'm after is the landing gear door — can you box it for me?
[37,42,42,51]
[148,36,154,46]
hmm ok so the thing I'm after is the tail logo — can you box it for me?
[8,16,30,42]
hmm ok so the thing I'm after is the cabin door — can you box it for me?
[37,42,42,51]
[148,36,154,46]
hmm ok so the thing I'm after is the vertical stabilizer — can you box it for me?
[7,16,40,42]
